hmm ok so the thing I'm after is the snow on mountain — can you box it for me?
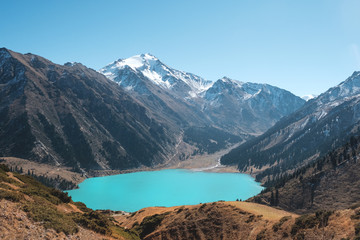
[204,76,303,107]
[317,71,360,103]
[100,54,304,106]
[99,53,212,98]
[221,71,360,176]
[304,71,360,121]
[302,94,317,101]
[294,73,360,124]
[99,54,305,136]
[201,76,305,134]
[203,77,247,102]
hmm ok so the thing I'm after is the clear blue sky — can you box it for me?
[1,0,359,97]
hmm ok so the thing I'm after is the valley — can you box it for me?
[167,143,241,172]
[1,47,360,239]
[2,1,360,239]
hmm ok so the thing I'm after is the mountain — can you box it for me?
[99,54,239,156]
[221,71,360,181]
[202,77,305,134]
[0,48,178,171]
[100,54,305,137]
[99,53,215,134]
[100,53,212,99]
[0,48,305,172]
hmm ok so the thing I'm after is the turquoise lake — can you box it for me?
[66,169,263,212]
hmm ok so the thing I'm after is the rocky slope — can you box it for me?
[0,48,178,171]
[221,71,360,180]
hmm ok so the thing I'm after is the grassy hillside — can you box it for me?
[0,163,139,239]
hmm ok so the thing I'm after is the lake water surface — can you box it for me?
[66,169,263,212]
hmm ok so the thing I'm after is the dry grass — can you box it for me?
[223,201,299,221]
[6,172,24,184]
[114,202,360,239]
[114,206,192,229]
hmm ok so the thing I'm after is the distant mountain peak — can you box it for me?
[302,94,317,101]
[100,54,212,97]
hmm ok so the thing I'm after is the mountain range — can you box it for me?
[0,48,305,172]
[100,53,305,137]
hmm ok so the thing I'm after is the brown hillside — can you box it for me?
[114,201,360,240]
[252,135,360,214]
[0,164,139,239]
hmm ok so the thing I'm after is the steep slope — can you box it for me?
[0,164,139,239]
[100,54,305,137]
[251,134,360,214]
[0,48,177,171]
[221,71,360,180]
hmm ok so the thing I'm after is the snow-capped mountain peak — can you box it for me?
[100,53,161,80]
[100,54,213,97]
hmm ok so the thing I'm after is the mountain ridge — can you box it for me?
[221,70,360,181]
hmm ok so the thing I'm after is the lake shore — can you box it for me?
[88,143,241,179]
[0,144,242,188]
